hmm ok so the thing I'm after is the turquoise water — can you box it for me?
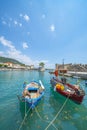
[0,70,87,130]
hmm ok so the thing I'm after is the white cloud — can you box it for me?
[0,36,15,50]
[7,49,32,65]
[1,17,22,28]
[42,14,46,19]
[19,13,30,22]
[50,24,55,32]
[13,20,22,27]
[0,36,32,65]
[24,14,30,22]
[23,42,29,49]
[14,20,18,25]
[0,51,4,56]
[19,14,23,17]
[19,23,22,27]
[2,21,7,25]
[0,36,53,67]
[3,14,30,28]
[33,59,54,68]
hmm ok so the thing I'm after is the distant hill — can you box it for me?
[0,56,23,65]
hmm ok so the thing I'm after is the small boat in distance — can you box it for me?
[21,80,45,109]
[50,77,85,104]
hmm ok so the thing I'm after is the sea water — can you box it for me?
[0,70,87,130]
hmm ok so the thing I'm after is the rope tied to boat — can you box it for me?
[44,96,70,130]
[18,99,32,130]
[35,107,58,130]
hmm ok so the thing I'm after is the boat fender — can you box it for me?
[61,85,64,91]
[56,84,64,91]
[56,84,61,90]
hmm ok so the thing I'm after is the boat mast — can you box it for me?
[62,59,64,77]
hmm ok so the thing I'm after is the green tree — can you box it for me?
[0,64,3,67]
[4,65,8,67]
[39,62,45,67]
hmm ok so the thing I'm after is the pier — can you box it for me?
[67,71,87,80]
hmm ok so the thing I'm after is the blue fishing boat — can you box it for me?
[21,80,45,109]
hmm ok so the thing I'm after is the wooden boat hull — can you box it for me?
[56,88,84,104]
[50,77,85,104]
[25,91,44,109]
[22,81,45,109]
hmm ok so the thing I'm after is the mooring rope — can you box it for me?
[18,101,32,130]
[35,107,58,130]
[25,99,26,117]
[44,96,69,130]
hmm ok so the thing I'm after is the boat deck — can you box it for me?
[30,92,40,98]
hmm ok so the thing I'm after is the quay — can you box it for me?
[67,71,87,80]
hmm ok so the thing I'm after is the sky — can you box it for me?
[0,0,87,68]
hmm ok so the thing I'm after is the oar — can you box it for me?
[39,80,45,90]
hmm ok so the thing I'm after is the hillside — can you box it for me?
[0,56,23,65]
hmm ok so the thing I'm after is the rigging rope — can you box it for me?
[44,96,69,130]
